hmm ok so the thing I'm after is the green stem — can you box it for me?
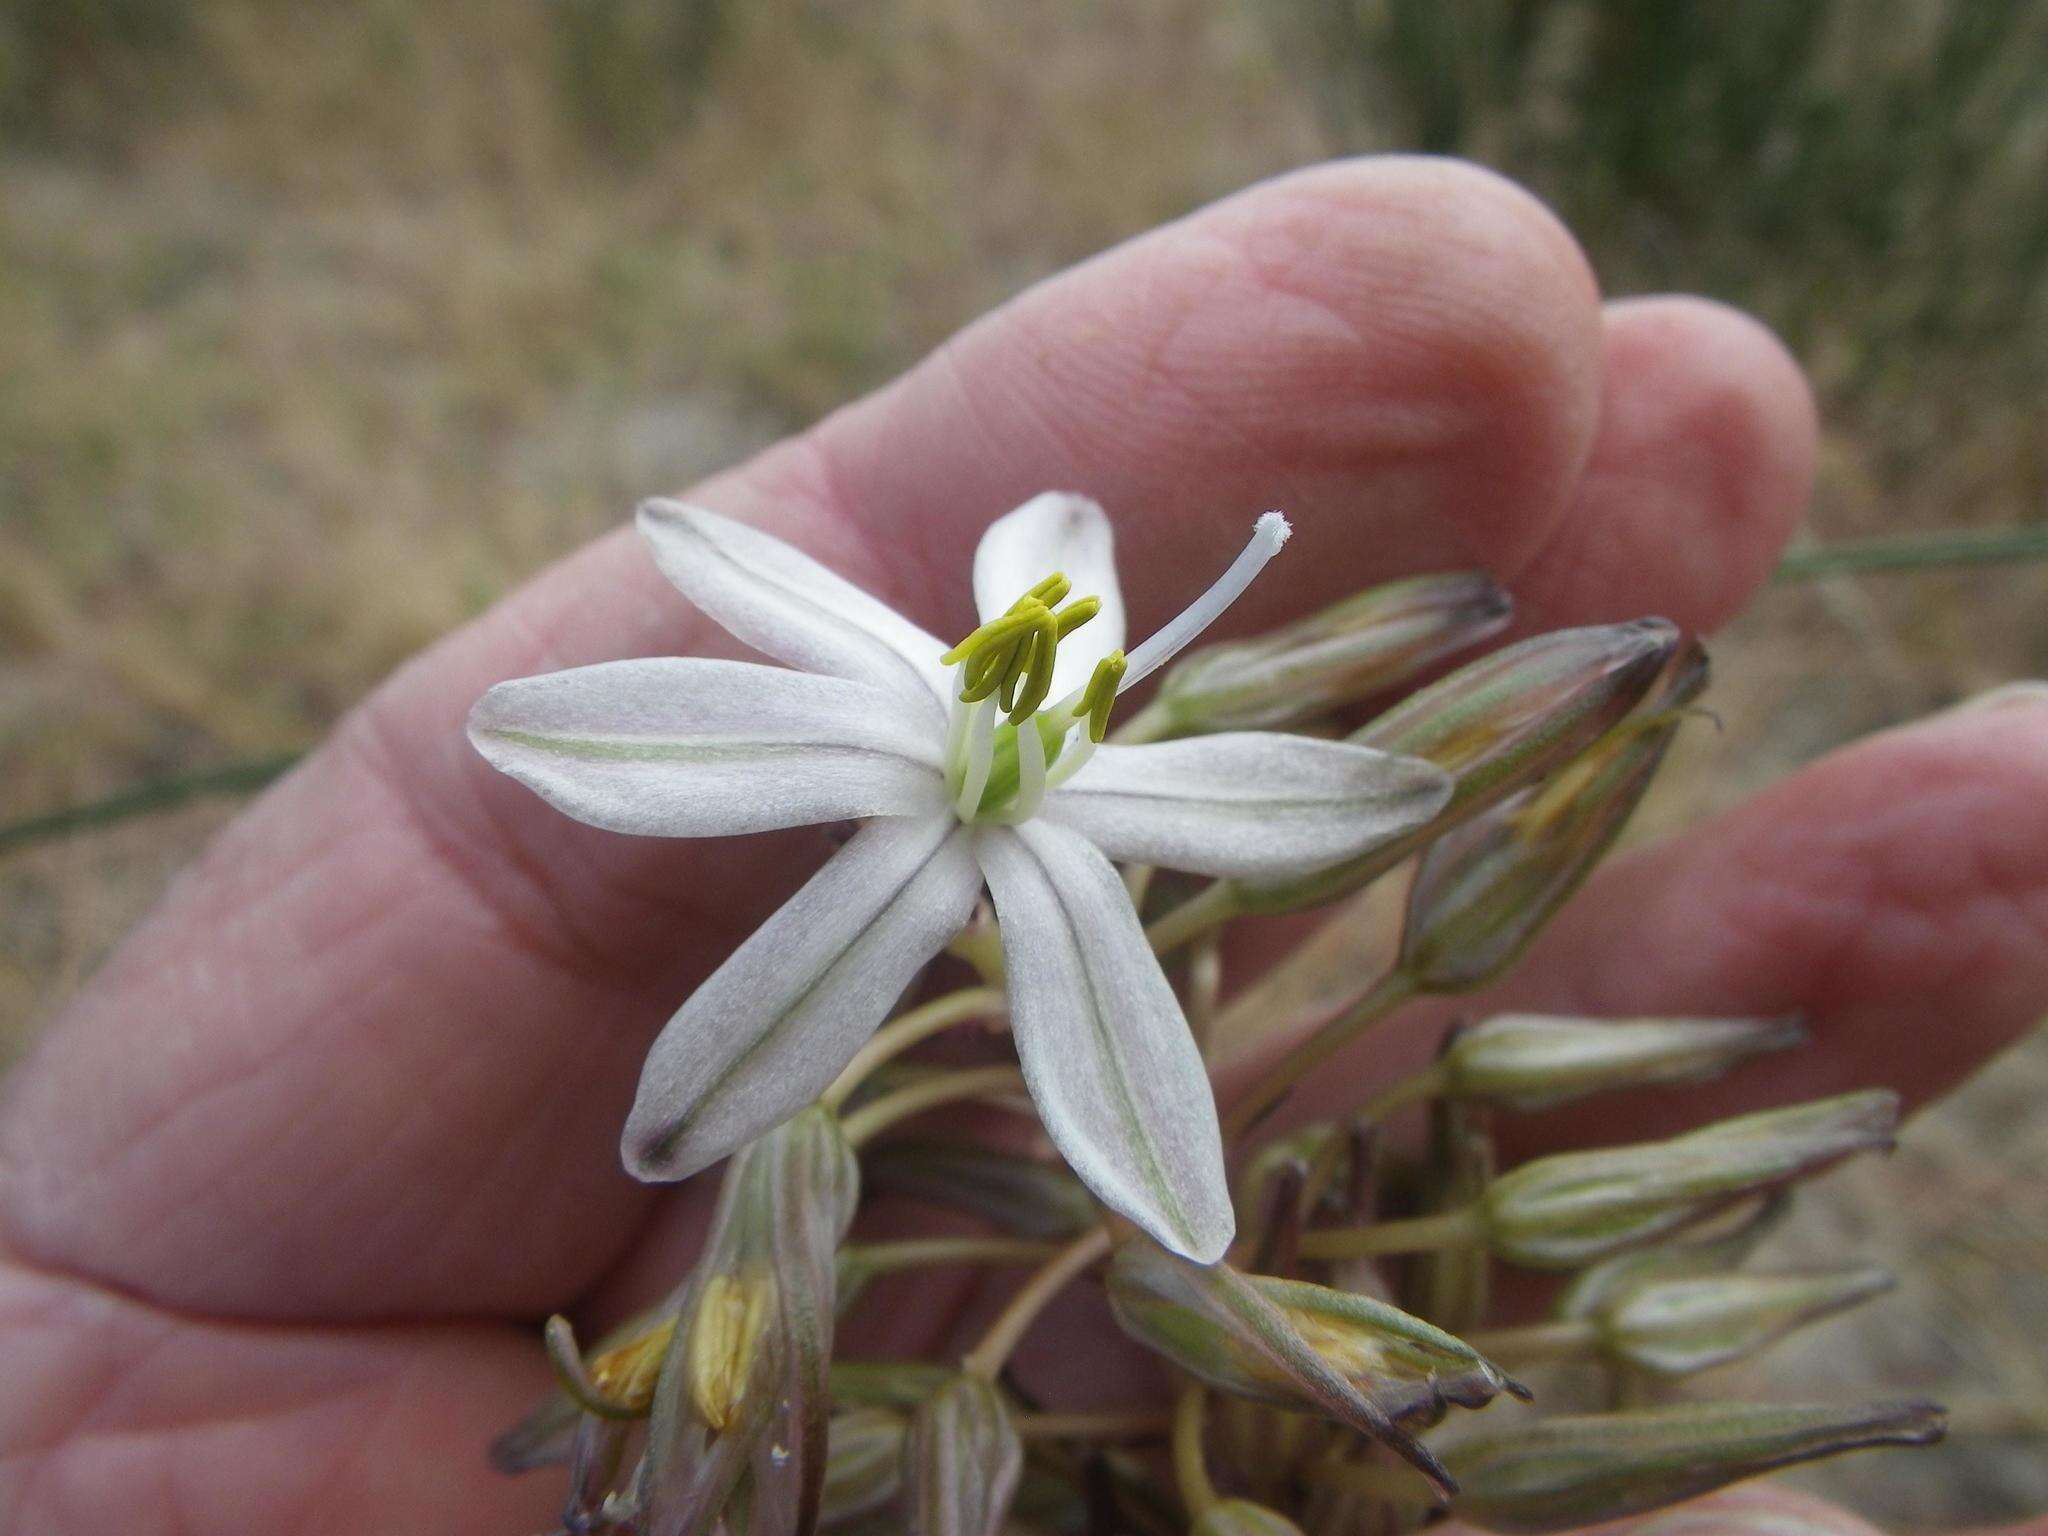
[839,1065,1025,1148]
[820,986,1006,1110]
[1146,880,1243,957]
[1772,526,2048,581]
[1171,1385,1219,1518]
[843,1236,1060,1277]
[1296,1205,1482,1261]
[1356,1061,1449,1125]
[0,752,302,858]
[962,1225,1114,1379]
[1221,969,1418,1138]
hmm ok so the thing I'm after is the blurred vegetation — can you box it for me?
[1,0,2045,1518]
[1278,0,2048,524]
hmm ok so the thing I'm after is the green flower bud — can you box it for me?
[821,1408,908,1524]
[644,1107,860,1536]
[1442,1399,1945,1533]
[1556,1192,1791,1319]
[1599,1266,1896,1377]
[1106,1240,1510,1493]
[863,1139,1097,1239]
[1441,1012,1807,1111]
[904,1375,1023,1536]
[1192,1499,1312,1536]
[1480,1092,1899,1269]
[1242,620,1680,913]
[1398,641,1707,991]
[1155,572,1512,733]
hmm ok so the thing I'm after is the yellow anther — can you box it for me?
[686,1272,776,1431]
[949,580,1102,718]
[945,602,1049,698]
[1019,572,1071,609]
[587,1318,678,1415]
[1004,609,1062,724]
[1080,650,1127,741]
[1054,595,1101,637]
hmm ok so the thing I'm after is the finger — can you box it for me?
[1505,294,1816,632]
[1437,1483,1886,1536]
[0,1261,553,1535]
[1282,691,2048,1151]
[0,158,1798,1324]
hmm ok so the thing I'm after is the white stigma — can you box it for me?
[1118,512,1291,692]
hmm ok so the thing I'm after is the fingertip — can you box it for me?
[1219,155,1606,569]
[1515,293,1819,632]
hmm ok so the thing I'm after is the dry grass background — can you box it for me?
[1,0,2045,1523]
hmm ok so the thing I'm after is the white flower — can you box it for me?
[469,493,1452,1260]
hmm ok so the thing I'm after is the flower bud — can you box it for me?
[1557,1191,1790,1318]
[1193,1499,1311,1536]
[1107,1240,1506,1493]
[829,1357,955,1410]
[821,1407,908,1524]
[1442,1399,1945,1533]
[903,1374,1023,1536]
[1242,620,1680,913]
[863,1139,1097,1239]
[644,1107,860,1536]
[1599,1266,1896,1377]
[1441,1012,1807,1111]
[1480,1092,1899,1269]
[1155,572,1512,733]
[1398,640,1706,991]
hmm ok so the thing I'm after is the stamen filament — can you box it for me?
[1004,705,1050,821]
[953,694,998,817]
[1119,511,1291,691]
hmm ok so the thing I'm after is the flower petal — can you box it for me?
[975,821,1233,1261]
[469,658,948,836]
[1043,734,1453,880]
[971,492,1126,698]
[625,815,982,1180]
[638,499,952,719]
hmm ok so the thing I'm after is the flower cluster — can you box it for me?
[471,495,1941,1536]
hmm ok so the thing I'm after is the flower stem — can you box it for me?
[1147,880,1242,957]
[1015,1408,1171,1441]
[821,985,1007,1110]
[1461,1317,1602,1366]
[1221,969,1418,1139]
[1295,1205,1482,1261]
[839,1065,1025,1148]
[961,1225,1114,1380]
[1772,525,2048,581]
[843,1236,1061,1277]
[1355,1061,1448,1125]
[1171,1385,1219,1518]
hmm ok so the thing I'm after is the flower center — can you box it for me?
[941,573,1125,824]
[940,512,1293,825]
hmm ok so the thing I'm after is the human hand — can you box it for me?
[4,157,2046,1534]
